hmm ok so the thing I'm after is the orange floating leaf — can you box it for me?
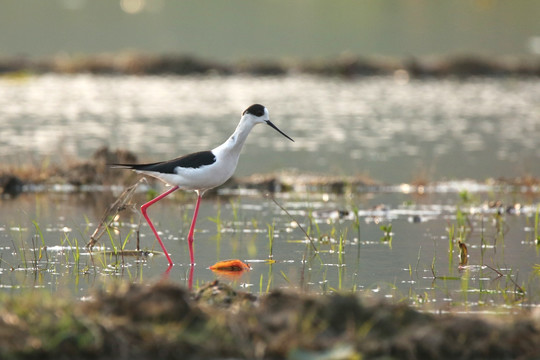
[210,259,251,272]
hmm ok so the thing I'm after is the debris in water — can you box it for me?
[87,178,145,250]
[458,240,469,268]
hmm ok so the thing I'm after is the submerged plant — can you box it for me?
[32,220,47,263]
[533,264,540,277]
[535,205,540,245]
[380,223,393,247]
[352,205,361,242]
[121,230,133,251]
[105,225,118,255]
[62,232,80,269]
[459,189,472,203]
[447,224,455,253]
[337,229,347,290]
[265,262,274,293]
[307,209,321,239]
[338,229,346,266]
[267,222,275,259]
[229,198,240,225]
[455,208,469,238]
[208,203,223,234]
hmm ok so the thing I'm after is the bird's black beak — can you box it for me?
[266,120,294,142]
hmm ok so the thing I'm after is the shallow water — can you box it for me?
[0,183,538,311]
[1,74,539,310]
[1,74,539,183]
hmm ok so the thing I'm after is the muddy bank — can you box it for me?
[2,53,540,78]
[0,147,136,197]
[2,146,540,198]
[0,281,538,360]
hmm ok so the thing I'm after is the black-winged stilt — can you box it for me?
[113,104,294,267]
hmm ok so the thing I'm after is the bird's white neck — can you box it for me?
[213,116,256,158]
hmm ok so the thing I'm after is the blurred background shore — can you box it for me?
[2,0,540,75]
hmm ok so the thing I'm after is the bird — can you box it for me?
[112,104,294,267]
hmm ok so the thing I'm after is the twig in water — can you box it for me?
[87,178,145,250]
[485,264,525,294]
[266,193,318,253]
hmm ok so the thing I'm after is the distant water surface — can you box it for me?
[0,74,538,183]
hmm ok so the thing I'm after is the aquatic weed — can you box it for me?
[265,262,274,293]
[455,208,469,239]
[447,224,455,268]
[267,222,274,260]
[379,223,393,247]
[460,268,470,307]
[280,270,291,285]
[337,229,346,290]
[229,198,240,226]
[535,204,540,245]
[208,201,223,260]
[532,264,540,278]
[306,209,320,239]
[208,203,222,234]
[105,225,118,255]
[121,230,133,251]
[10,224,27,268]
[459,189,473,203]
[61,232,80,271]
[338,229,346,266]
[352,205,361,242]
[32,220,47,263]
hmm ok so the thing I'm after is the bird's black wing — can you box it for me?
[111,151,216,174]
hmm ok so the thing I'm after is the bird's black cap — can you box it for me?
[243,104,266,117]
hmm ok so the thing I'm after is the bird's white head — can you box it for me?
[242,104,294,142]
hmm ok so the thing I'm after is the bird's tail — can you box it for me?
[109,162,165,171]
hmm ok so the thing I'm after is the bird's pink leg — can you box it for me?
[187,192,202,266]
[141,186,179,266]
